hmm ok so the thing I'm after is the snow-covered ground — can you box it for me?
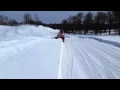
[59,35,120,79]
[96,36,120,43]
[0,25,61,79]
[1,25,120,79]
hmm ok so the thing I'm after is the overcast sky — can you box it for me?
[0,11,98,24]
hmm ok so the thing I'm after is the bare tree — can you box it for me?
[66,15,74,33]
[94,12,103,34]
[34,14,39,25]
[4,16,9,25]
[8,19,18,26]
[83,12,93,34]
[61,19,68,33]
[112,11,120,35]
[106,11,114,34]
[61,19,68,24]
[67,15,74,24]
[76,12,84,33]
[0,15,4,25]
[76,12,84,24]
[100,12,107,33]
[24,13,32,24]
[72,16,78,33]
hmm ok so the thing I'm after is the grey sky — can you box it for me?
[0,11,98,24]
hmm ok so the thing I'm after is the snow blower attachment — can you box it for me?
[55,30,65,42]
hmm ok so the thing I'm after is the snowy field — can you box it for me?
[59,35,120,79]
[0,25,61,79]
[1,25,120,79]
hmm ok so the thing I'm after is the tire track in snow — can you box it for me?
[60,36,100,79]
[87,39,120,70]
[79,38,120,78]
[71,41,93,78]
[72,38,114,79]
[71,38,102,79]
[63,39,74,79]
[60,36,120,79]
[74,38,120,78]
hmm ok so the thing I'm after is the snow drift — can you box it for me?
[0,25,59,41]
[0,25,61,79]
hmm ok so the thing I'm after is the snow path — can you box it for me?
[0,37,61,79]
[59,36,120,79]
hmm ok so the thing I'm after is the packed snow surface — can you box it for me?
[1,25,120,79]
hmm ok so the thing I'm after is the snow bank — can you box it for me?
[0,25,59,41]
[0,25,61,79]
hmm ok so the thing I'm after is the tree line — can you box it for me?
[0,11,120,35]
[0,13,43,26]
[48,11,120,35]
[0,15,18,26]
